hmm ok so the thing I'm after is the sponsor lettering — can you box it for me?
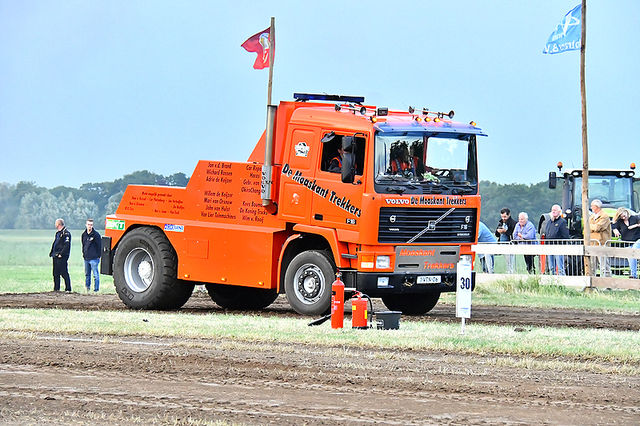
[399,249,436,257]
[423,261,455,270]
[385,198,410,205]
[164,224,184,233]
[408,196,467,206]
[281,163,361,217]
[106,219,125,231]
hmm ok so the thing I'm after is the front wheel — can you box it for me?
[284,250,335,315]
[381,292,441,315]
[113,227,193,310]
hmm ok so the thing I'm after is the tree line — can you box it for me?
[0,171,189,229]
[0,172,560,232]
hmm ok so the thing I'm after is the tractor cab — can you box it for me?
[548,162,639,238]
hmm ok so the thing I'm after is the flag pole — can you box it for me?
[267,17,275,106]
[261,17,277,213]
[579,0,592,278]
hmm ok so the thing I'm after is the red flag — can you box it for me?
[241,27,274,70]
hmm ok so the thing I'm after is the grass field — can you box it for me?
[1,229,639,312]
[0,229,114,293]
[1,308,638,368]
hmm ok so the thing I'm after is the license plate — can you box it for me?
[417,276,440,284]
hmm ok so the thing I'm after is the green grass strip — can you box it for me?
[1,308,638,366]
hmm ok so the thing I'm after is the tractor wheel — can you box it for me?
[284,250,335,316]
[206,284,278,310]
[381,292,441,315]
[113,227,193,310]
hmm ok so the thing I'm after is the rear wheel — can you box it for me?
[113,227,193,310]
[381,292,441,315]
[284,250,335,316]
[206,284,278,310]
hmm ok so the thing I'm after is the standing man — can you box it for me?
[82,219,102,293]
[513,212,537,274]
[49,218,72,292]
[589,199,612,277]
[545,204,570,275]
[477,221,497,273]
[496,208,517,273]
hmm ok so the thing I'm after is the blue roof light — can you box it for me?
[293,93,365,104]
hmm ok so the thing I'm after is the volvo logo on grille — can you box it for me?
[389,215,396,223]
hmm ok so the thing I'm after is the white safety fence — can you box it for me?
[472,239,640,290]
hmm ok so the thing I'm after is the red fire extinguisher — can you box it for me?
[351,293,368,329]
[351,291,371,329]
[330,271,345,329]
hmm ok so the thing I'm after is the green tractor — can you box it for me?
[546,162,639,275]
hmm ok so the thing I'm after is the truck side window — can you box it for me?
[321,135,344,173]
[320,133,365,176]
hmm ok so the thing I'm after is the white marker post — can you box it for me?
[456,257,472,334]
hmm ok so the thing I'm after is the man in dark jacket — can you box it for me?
[49,218,72,292]
[496,208,517,273]
[82,219,102,292]
[545,204,570,275]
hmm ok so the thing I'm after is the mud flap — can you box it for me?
[100,236,112,275]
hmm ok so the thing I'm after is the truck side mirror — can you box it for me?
[342,136,355,153]
[549,171,557,189]
[321,131,336,143]
[341,152,356,184]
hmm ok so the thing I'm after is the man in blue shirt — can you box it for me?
[513,212,537,274]
[477,221,497,273]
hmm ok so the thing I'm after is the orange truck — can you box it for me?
[101,93,486,315]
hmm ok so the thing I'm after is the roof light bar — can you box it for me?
[293,93,365,104]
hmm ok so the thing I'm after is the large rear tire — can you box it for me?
[113,227,194,310]
[381,292,440,315]
[206,283,278,310]
[284,250,335,316]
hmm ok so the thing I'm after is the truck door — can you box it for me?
[311,132,366,233]
[279,128,317,224]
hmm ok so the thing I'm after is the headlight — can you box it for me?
[376,256,391,269]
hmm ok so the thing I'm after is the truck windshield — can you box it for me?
[373,132,478,195]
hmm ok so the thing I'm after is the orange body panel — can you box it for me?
[108,161,287,289]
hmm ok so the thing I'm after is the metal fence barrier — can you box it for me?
[472,239,640,290]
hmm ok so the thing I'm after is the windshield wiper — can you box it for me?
[385,182,419,194]
[451,183,477,194]
[386,186,406,194]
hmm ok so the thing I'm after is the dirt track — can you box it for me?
[1,292,639,425]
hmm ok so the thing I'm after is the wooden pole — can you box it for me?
[580,0,591,278]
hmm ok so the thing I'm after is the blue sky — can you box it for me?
[1,1,639,188]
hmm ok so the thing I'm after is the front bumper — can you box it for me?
[342,270,475,297]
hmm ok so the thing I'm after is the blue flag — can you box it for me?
[543,4,582,54]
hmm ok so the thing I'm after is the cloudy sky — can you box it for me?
[1,1,639,188]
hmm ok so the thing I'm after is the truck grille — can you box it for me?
[378,207,477,244]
